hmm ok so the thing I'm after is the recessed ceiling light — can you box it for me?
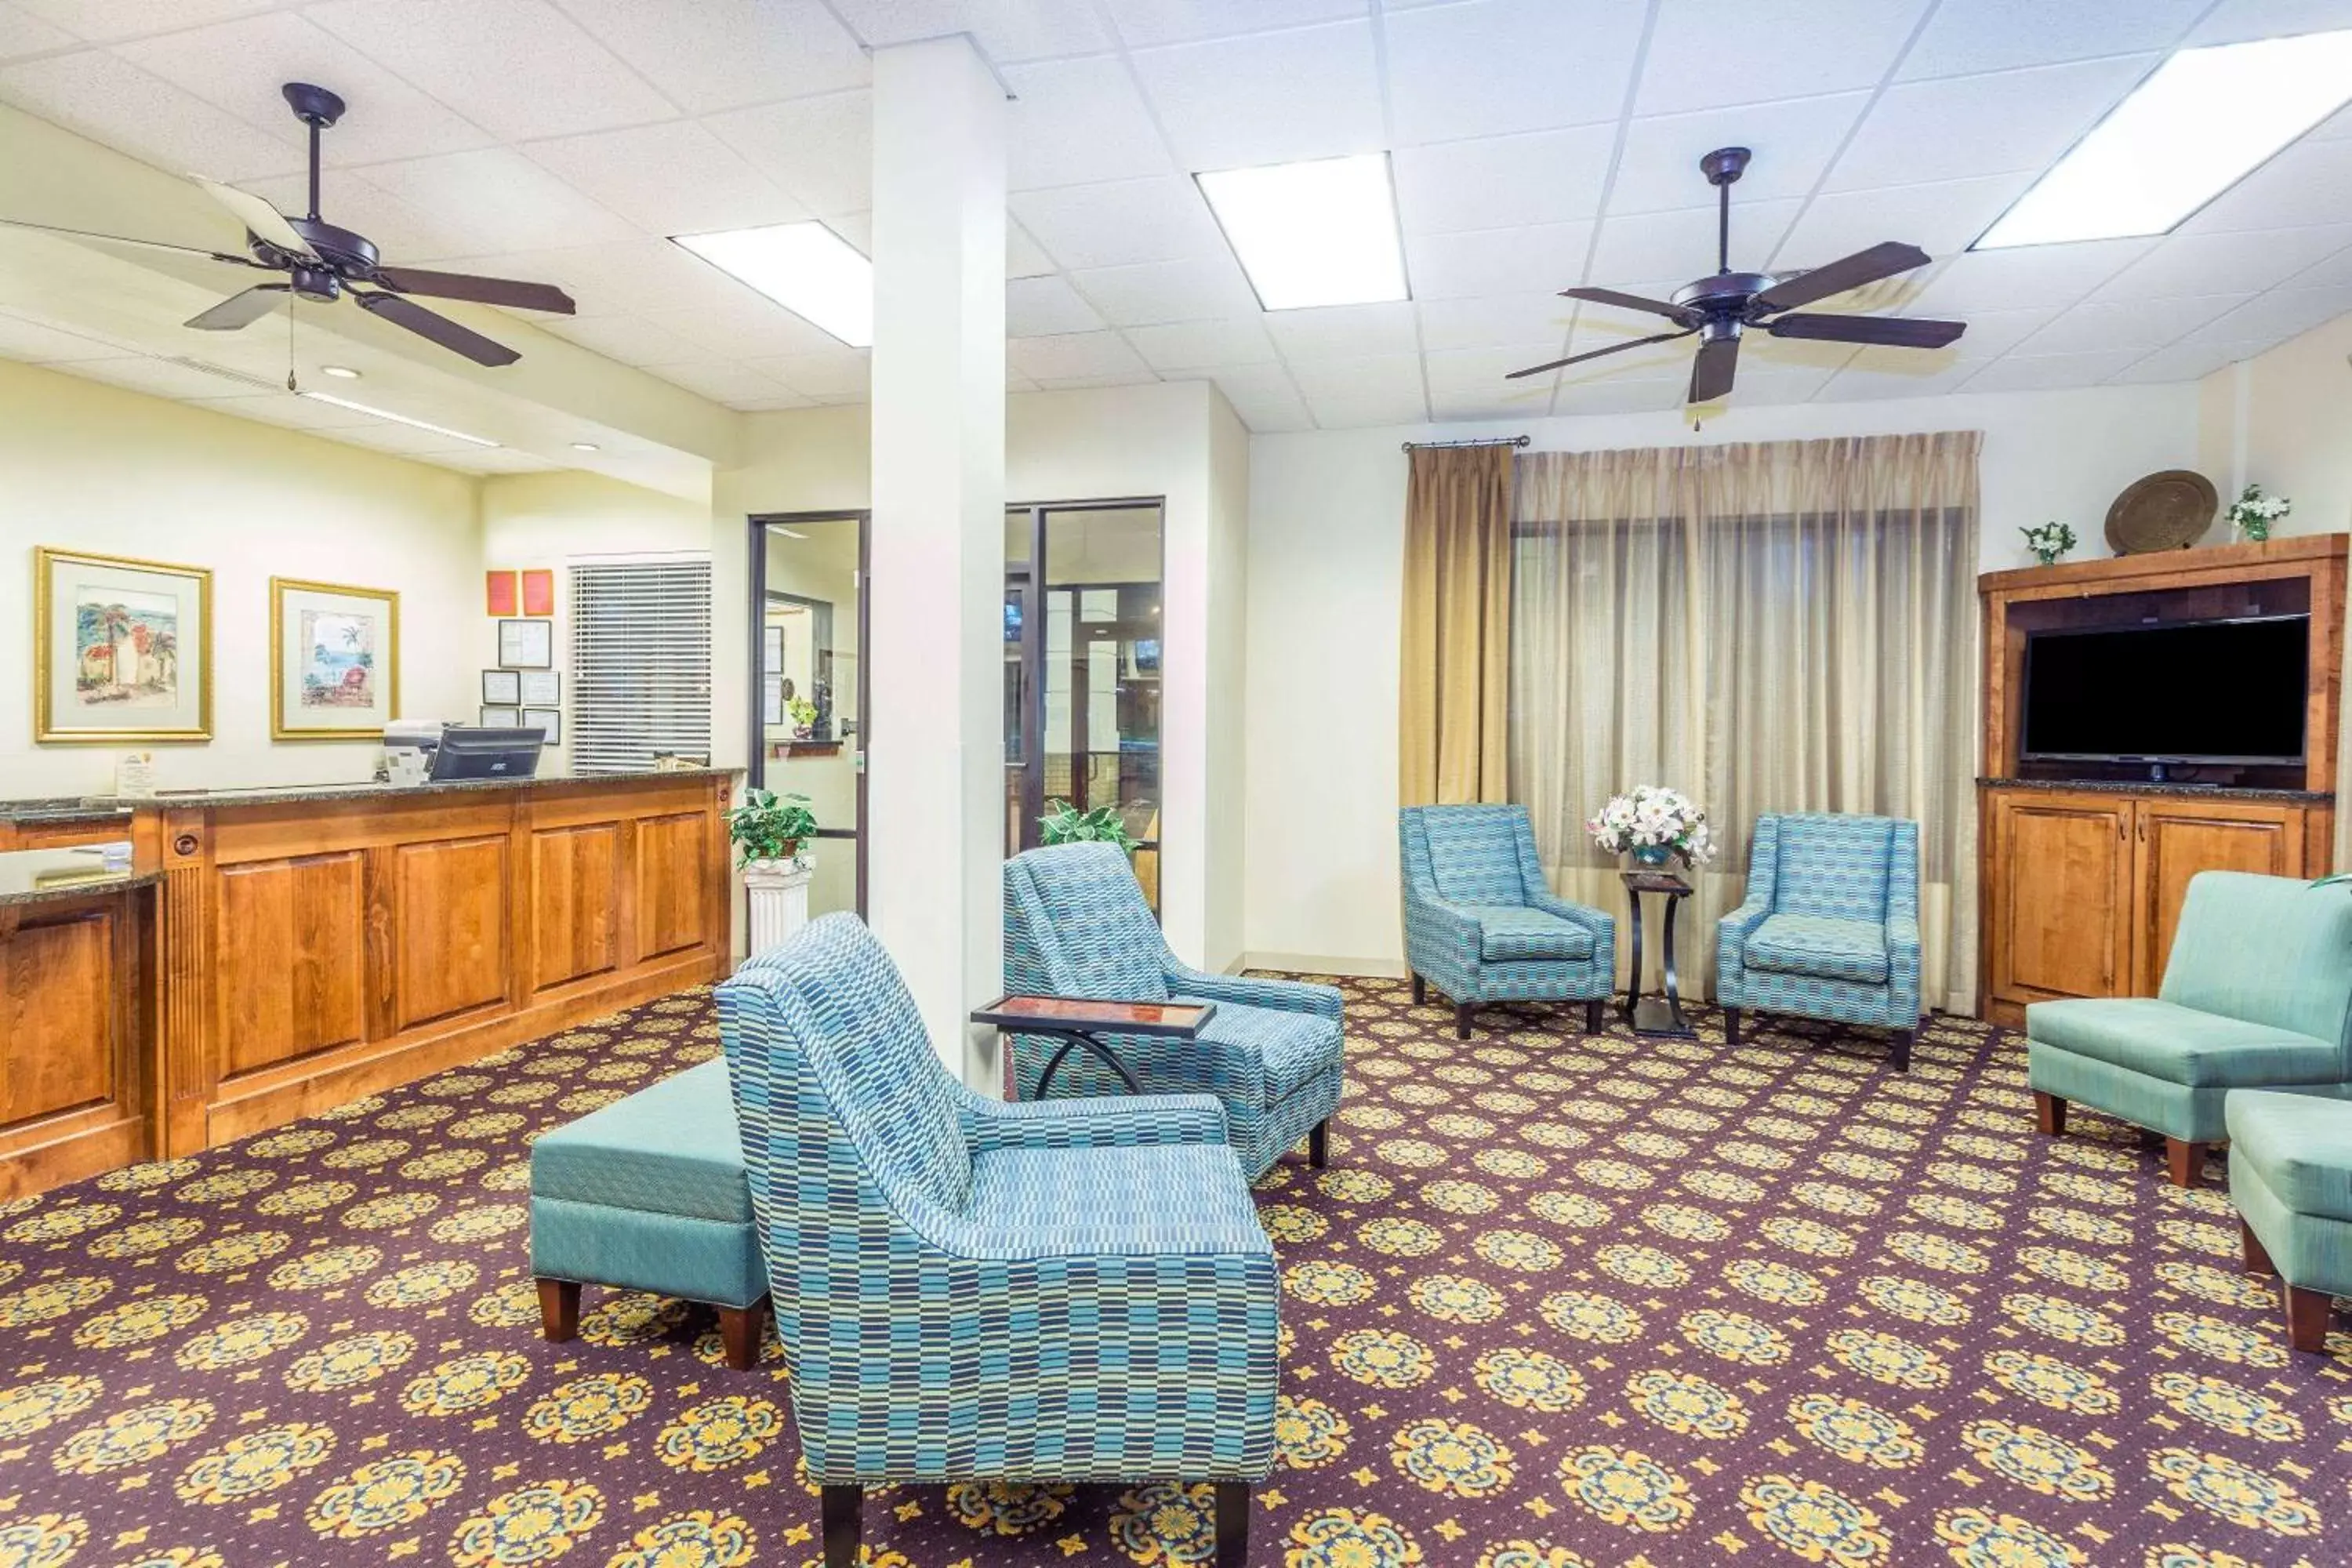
[299,390,498,448]
[320,364,361,379]
[1195,152,1410,310]
[1974,30,2352,249]
[671,222,873,347]
[570,441,601,452]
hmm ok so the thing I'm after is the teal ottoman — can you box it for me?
[2228,1089,2352,1352]
[529,1058,769,1369]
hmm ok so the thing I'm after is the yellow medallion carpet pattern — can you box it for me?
[0,978,2343,1566]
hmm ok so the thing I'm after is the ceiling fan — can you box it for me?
[0,82,574,368]
[1510,146,1966,404]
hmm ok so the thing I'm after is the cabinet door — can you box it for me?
[2131,800,2299,994]
[1991,793,2134,1006]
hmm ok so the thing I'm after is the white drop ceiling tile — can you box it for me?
[1813,356,1988,401]
[641,297,843,358]
[2277,238,2352,290]
[1610,94,1871,216]
[825,0,1116,63]
[1065,256,1258,328]
[1033,369,1164,390]
[307,0,678,142]
[1740,332,1867,372]
[428,445,565,472]
[551,0,867,114]
[1558,318,1696,377]
[1007,366,1040,393]
[1899,0,2205,79]
[1007,331,1154,382]
[186,390,376,430]
[1907,238,2156,312]
[1958,347,2150,392]
[1590,201,1798,285]
[2186,0,2352,45]
[1303,381,1428,429]
[1417,293,1574,352]
[2177,284,2352,345]
[1385,0,1640,145]
[1008,223,1058,280]
[641,358,793,405]
[2013,293,2252,355]
[1107,0,1366,48]
[0,50,305,182]
[2176,139,2352,235]
[1264,301,1418,359]
[1636,0,1933,115]
[431,240,746,318]
[753,347,870,398]
[1824,54,2159,192]
[541,312,717,366]
[0,2,74,55]
[1125,316,1276,371]
[704,91,871,217]
[355,148,642,254]
[65,354,281,400]
[1421,344,1562,401]
[1207,364,1311,430]
[2089,226,2352,303]
[0,308,124,361]
[238,167,479,260]
[1919,305,2060,360]
[1405,223,1595,301]
[114,13,493,166]
[14,0,285,42]
[2107,337,2274,383]
[1392,126,1613,236]
[1128,19,1384,168]
[1548,376,1686,416]
[322,416,486,455]
[524,121,804,238]
[1007,274,1108,337]
[1719,360,1847,401]
[1769,175,2030,270]
[1004,56,1174,191]
[1287,350,1423,403]
[1011,179,1224,270]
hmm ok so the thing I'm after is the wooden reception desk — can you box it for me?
[0,769,732,1193]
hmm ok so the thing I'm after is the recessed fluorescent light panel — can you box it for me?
[1196,152,1410,310]
[300,390,498,448]
[1975,30,2352,249]
[672,223,873,347]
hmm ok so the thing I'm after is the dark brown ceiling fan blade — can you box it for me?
[1689,333,1739,402]
[0,216,264,268]
[185,284,292,331]
[354,289,521,367]
[376,266,576,315]
[1753,241,1930,313]
[1766,312,1967,348]
[1562,286,1697,324]
[1507,327,1695,379]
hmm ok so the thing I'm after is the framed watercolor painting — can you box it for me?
[35,546,213,743]
[272,577,399,740]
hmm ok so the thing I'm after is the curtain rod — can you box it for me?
[1400,434,1530,452]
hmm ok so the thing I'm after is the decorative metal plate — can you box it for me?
[2105,469,2220,554]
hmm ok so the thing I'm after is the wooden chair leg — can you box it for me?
[1213,1482,1250,1568]
[1890,1029,1913,1073]
[1410,972,1425,1004]
[1584,996,1602,1034]
[1722,1007,1740,1047]
[1307,1119,1329,1168]
[821,1484,863,1568]
[2166,1138,2207,1189]
[2285,1283,2335,1352]
[1454,1003,1472,1040]
[536,1278,579,1343]
[2032,1091,2066,1137]
[2242,1219,2277,1276]
[717,1301,764,1370]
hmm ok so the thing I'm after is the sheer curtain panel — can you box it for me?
[1509,433,1981,1013]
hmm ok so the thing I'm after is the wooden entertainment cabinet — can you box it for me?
[1978,535,2346,1026]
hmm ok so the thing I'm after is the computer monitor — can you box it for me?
[430,727,545,781]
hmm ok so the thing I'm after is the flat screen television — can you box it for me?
[2020,615,2308,765]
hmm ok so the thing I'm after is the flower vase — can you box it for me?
[1632,844,1672,869]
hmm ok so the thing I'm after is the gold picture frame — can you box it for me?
[34,546,214,744]
[271,576,401,741]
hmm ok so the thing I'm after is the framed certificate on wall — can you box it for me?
[498,619,553,668]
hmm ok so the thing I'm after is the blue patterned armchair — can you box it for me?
[1399,804,1617,1040]
[717,913,1276,1568]
[1003,842,1345,1180]
[1716,812,1923,1070]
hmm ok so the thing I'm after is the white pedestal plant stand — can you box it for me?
[742,855,815,956]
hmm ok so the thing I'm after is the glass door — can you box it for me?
[749,514,866,917]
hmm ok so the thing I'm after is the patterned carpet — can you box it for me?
[0,978,2344,1568]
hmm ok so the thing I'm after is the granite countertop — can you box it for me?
[1979,777,2334,804]
[0,766,738,821]
[0,844,159,909]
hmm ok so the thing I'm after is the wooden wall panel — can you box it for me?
[216,852,366,1076]
[390,837,509,1032]
[530,823,622,993]
[634,812,708,961]
[1,912,114,1123]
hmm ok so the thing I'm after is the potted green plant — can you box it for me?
[2020,520,2075,567]
[729,788,818,954]
[1038,799,1139,854]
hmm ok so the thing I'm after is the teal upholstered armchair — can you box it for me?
[1399,804,1617,1040]
[717,913,1276,1568]
[1716,813,1923,1069]
[1003,842,1344,1180]
[2029,870,2352,1187]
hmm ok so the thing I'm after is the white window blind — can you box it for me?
[569,557,712,773]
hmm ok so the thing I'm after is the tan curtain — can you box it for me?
[1400,444,1513,804]
[1510,432,1982,1014]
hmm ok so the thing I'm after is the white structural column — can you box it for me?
[866,35,1007,1085]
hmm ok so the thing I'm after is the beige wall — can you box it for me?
[2197,312,2352,542]
[2,357,481,799]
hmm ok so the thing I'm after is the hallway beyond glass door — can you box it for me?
[1004,499,1164,911]
[749,513,866,919]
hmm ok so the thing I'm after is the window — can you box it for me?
[569,557,713,773]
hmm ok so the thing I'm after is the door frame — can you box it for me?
[746,510,870,916]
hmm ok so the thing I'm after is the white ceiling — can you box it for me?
[5,0,2352,437]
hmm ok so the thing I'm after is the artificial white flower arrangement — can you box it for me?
[1588,785,1715,868]
[2226,483,2292,543]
